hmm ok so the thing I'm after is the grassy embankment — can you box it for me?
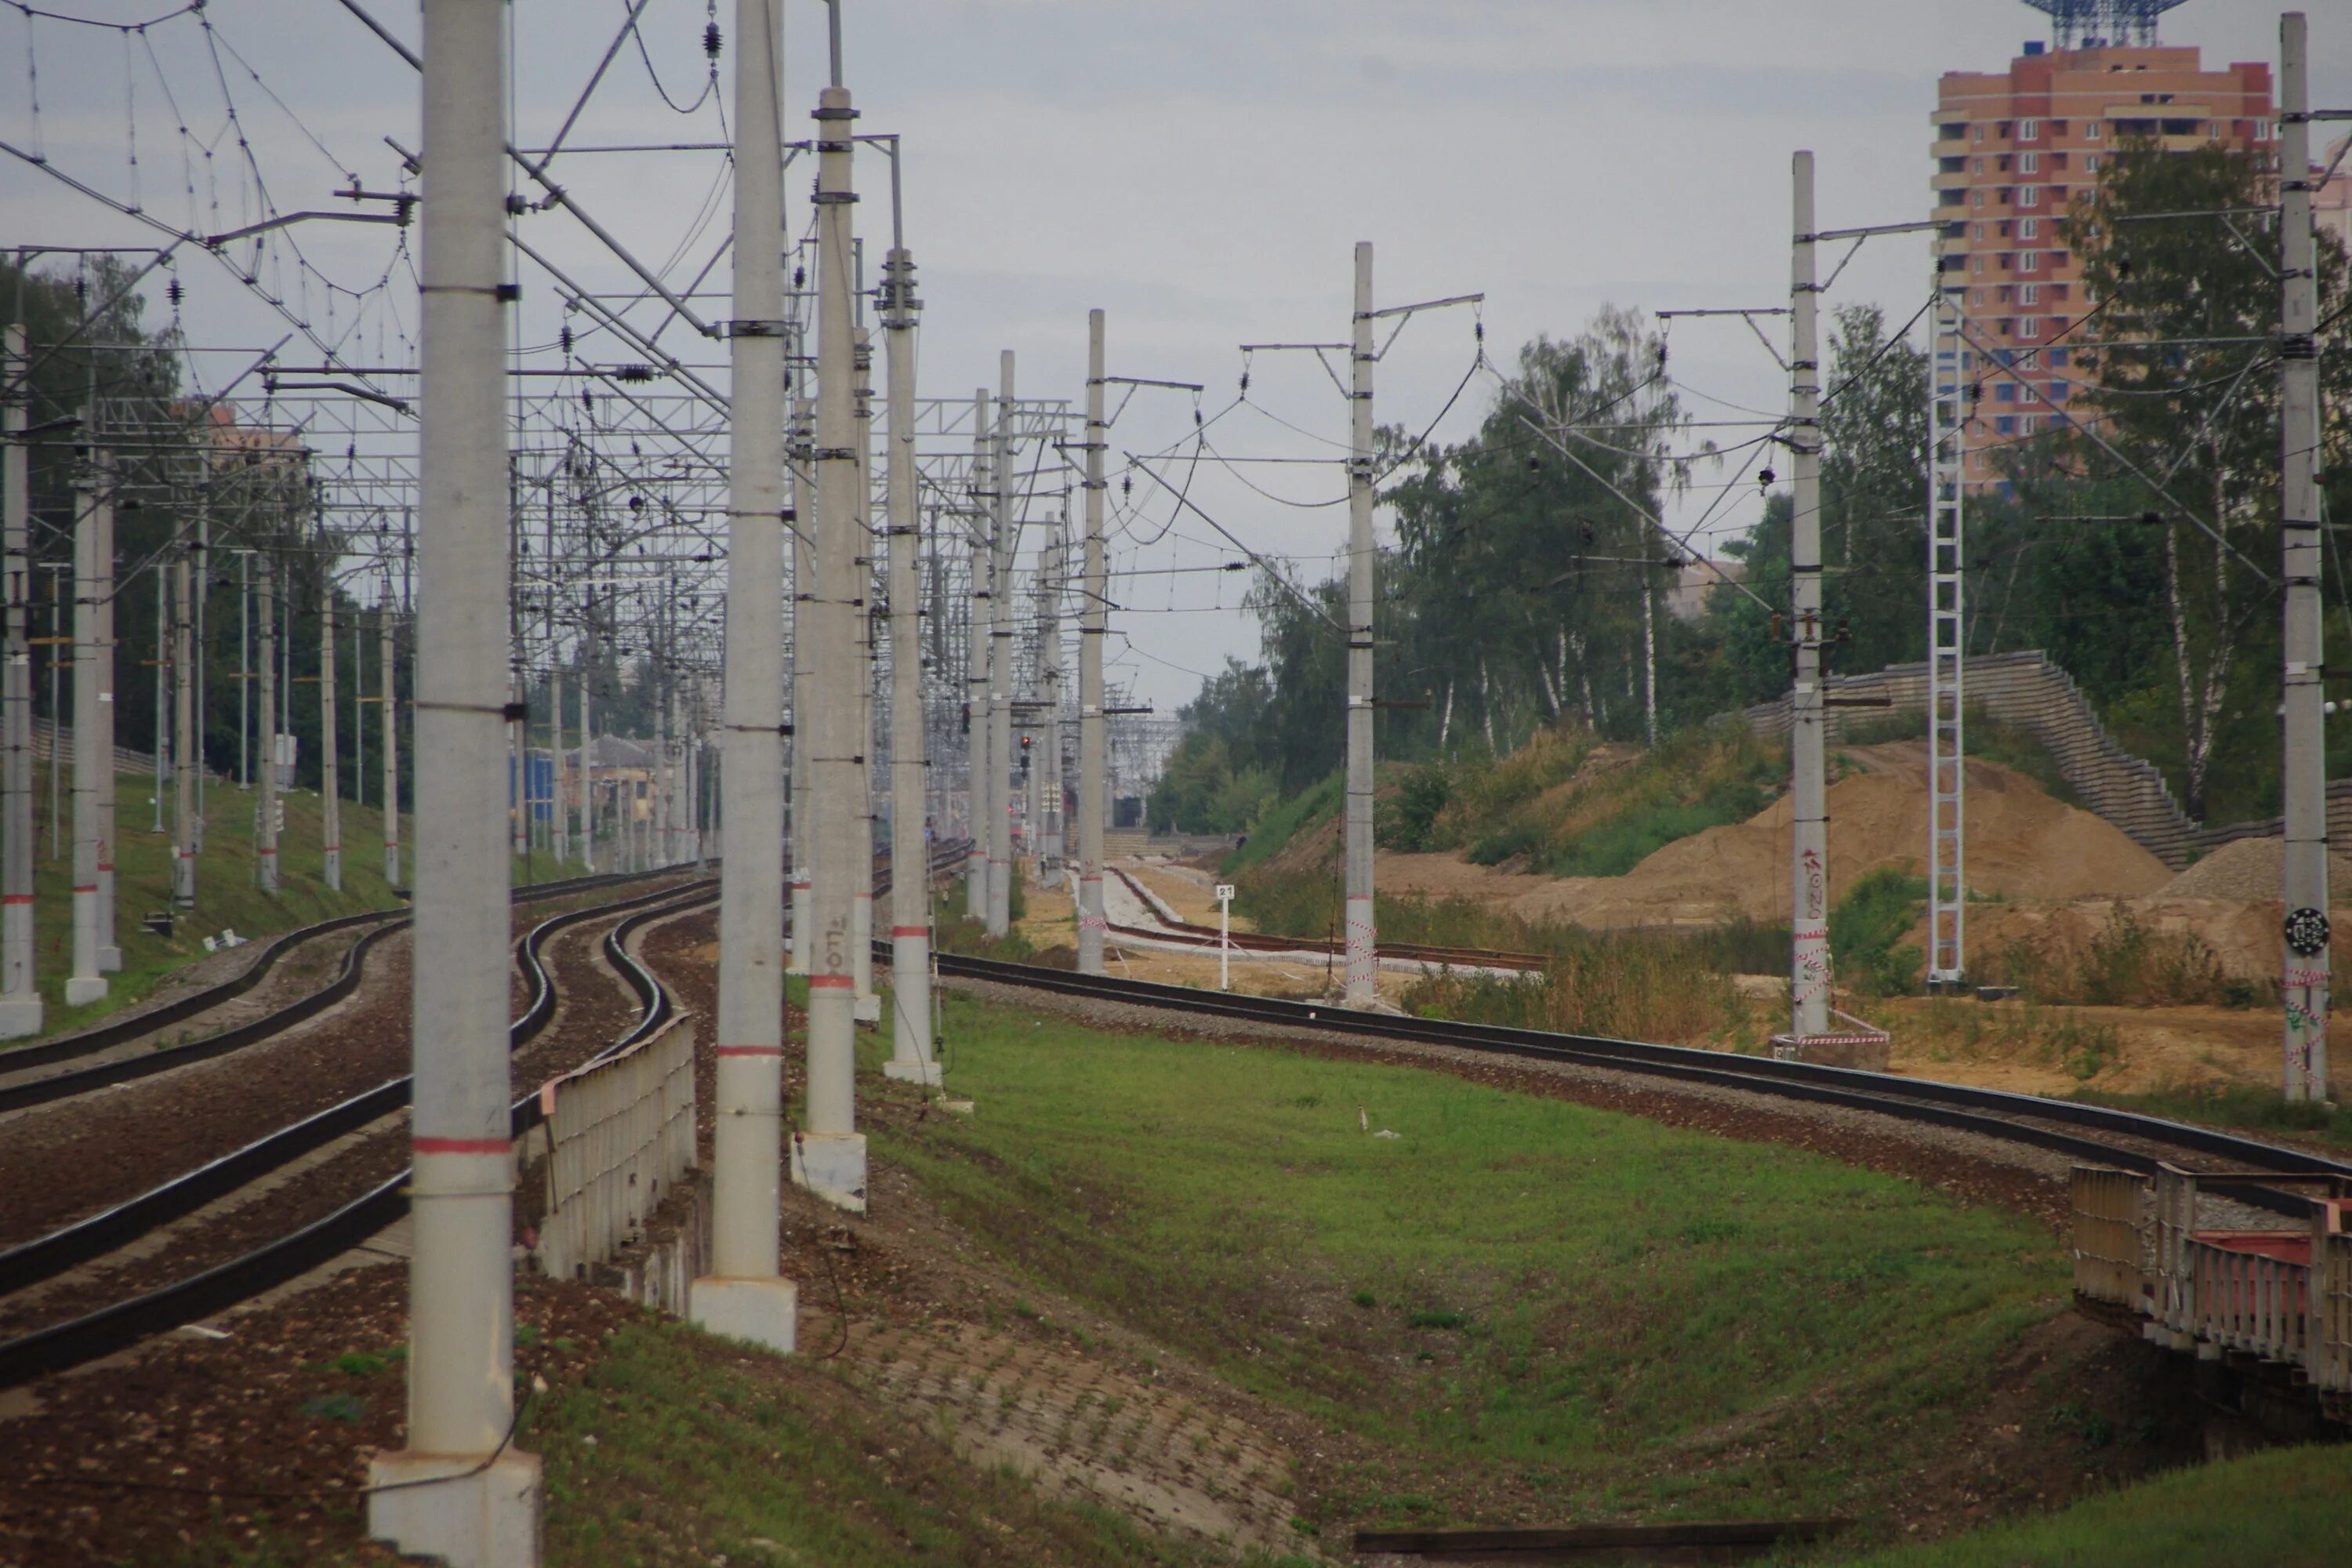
[877,996,2085,1550]
[1832,1439,2352,1568]
[17,770,638,1041]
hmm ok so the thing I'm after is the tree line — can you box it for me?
[1152,138,2352,835]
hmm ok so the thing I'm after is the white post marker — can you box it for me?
[381,598,401,886]
[256,554,278,895]
[319,577,341,893]
[93,463,118,971]
[1217,882,1236,992]
[691,0,799,1350]
[366,0,541,1557]
[173,546,197,909]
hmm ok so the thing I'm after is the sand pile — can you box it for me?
[1497,750,2171,929]
[2158,835,2352,901]
[1931,896,2285,982]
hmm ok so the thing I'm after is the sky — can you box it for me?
[5,0,2346,710]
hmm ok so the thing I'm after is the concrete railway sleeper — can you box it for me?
[0,863,699,1115]
[0,879,716,1387]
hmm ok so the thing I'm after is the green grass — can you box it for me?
[879,996,2069,1532]
[1828,1442,2352,1567]
[2070,1082,2352,1151]
[1222,771,1341,873]
[21,771,408,1037]
[532,1321,1294,1568]
[17,768,626,1041]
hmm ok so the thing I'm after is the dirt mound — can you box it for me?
[1929,895,2281,983]
[2159,835,2352,901]
[1498,750,2171,929]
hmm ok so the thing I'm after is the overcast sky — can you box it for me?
[5,0,2346,708]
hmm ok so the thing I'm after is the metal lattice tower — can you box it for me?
[1926,272,1969,989]
[2020,0,2189,49]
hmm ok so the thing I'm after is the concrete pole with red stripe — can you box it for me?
[882,244,938,1085]
[0,323,42,1035]
[794,75,869,1213]
[255,553,279,895]
[691,0,799,1350]
[319,574,342,892]
[65,460,104,1008]
[366,0,542,1555]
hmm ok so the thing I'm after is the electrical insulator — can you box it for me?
[703,20,721,57]
[1757,466,1776,489]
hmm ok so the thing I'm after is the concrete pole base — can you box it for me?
[851,994,881,1025]
[0,996,43,1038]
[790,1131,868,1214]
[97,946,122,974]
[365,1446,542,1568]
[64,976,107,1007]
[688,1275,799,1353]
[882,1057,942,1087]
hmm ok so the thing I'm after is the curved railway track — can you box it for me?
[0,871,715,1387]
[9,840,2332,1397]
[931,946,2352,1203]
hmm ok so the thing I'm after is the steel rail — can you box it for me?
[0,878,713,1302]
[0,878,717,1388]
[0,866,690,1114]
[1106,868,1549,970]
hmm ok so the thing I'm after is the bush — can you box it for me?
[1828,868,1927,998]
[1994,902,2234,1007]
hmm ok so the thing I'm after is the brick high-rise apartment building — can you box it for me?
[1933,38,2273,489]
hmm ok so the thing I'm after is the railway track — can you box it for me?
[1105,866,1548,971]
[0,871,715,1387]
[0,865,691,1115]
[930,946,2352,1203]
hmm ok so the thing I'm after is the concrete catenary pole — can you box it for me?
[851,329,877,1015]
[380,597,401,886]
[795,77,868,1213]
[881,243,938,1084]
[66,460,104,1007]
[576,595,593,873]
[1787,151,1832,1042]
[964,387,991,919]
[319,576,342,892]
[1042,526,1064,873]
[93,460,118,971]
[787,393,814,972]
[173,547,197,907]
[2279,10,2329,1104]
[549,662,565,865]
[691,0,799,1348]
[1343,241,1377,1005]
[1076,310,1109,977]
[0,322,41,1035]
[366,0,541,1554]
[256,554,279,894]
[986,353,1015,938]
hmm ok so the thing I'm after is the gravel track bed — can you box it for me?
[0,921,387,1094]
[0,890,695,1253]
[0,899,698,1339]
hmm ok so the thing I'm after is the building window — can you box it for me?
[2020,218,2038,240]
[2021,152,2040,174]
[2049,348,2069,367]
[2256,120,2271,141]
[1996,416,2017,435]
[2020,185,2040,207]
[1971,289,1984,307]
[2047,381,2067,402]
[2085,154,2100,172]
[1996,383,2018,403]
[1971,158,1984,174]
[1973,191,1985,209]
[2021,284,2040,306]
[2086,121,2101,141]
[2020,251,2039,272]
[1971,223,1984,239]
[1970,256,1984,274]
[1973,124,1986,144]
[2020,118,2039,141]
